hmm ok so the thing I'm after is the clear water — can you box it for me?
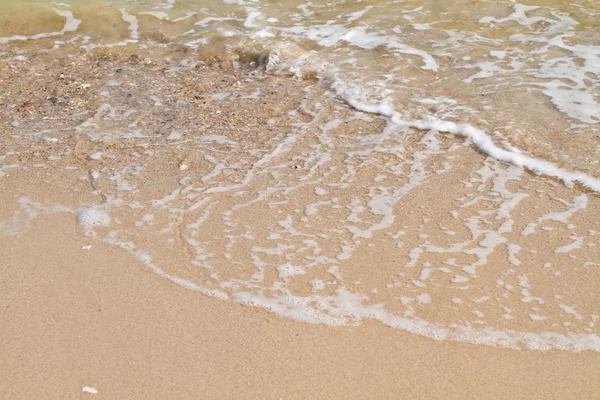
[1,0,599,351]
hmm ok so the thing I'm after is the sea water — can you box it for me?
[1,0,599,351]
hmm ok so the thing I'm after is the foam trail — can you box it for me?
[232,290,600,352]
[0,9,81,44]
[335,88,600,193]
[120,9,140,41]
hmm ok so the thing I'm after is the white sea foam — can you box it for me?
[0,9,81,44]
[120,9,140,41]
[522,195,588,236]
[77,206,111,230]
[334,90,600,193]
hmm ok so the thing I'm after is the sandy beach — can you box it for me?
[2,1,600,398]
[1,211,599,399]
[1,51,599,398]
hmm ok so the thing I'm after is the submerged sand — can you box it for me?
[1,42,600,398]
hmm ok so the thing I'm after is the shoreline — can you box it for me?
[1,212,599,399]
[1,36,600,399]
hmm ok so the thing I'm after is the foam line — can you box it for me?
[334,88,600,193]
[0,9,81,44]
[120,9,140,41]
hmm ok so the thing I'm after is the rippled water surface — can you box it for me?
[1,0,599,351]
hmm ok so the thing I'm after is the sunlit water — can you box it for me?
[1,0,599,351]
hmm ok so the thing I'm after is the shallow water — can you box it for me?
[1,0,599,351]
[2,0,600,172]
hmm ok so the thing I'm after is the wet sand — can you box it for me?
[1,211,599,400]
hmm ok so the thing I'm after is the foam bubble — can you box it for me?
[77,206,111,230]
